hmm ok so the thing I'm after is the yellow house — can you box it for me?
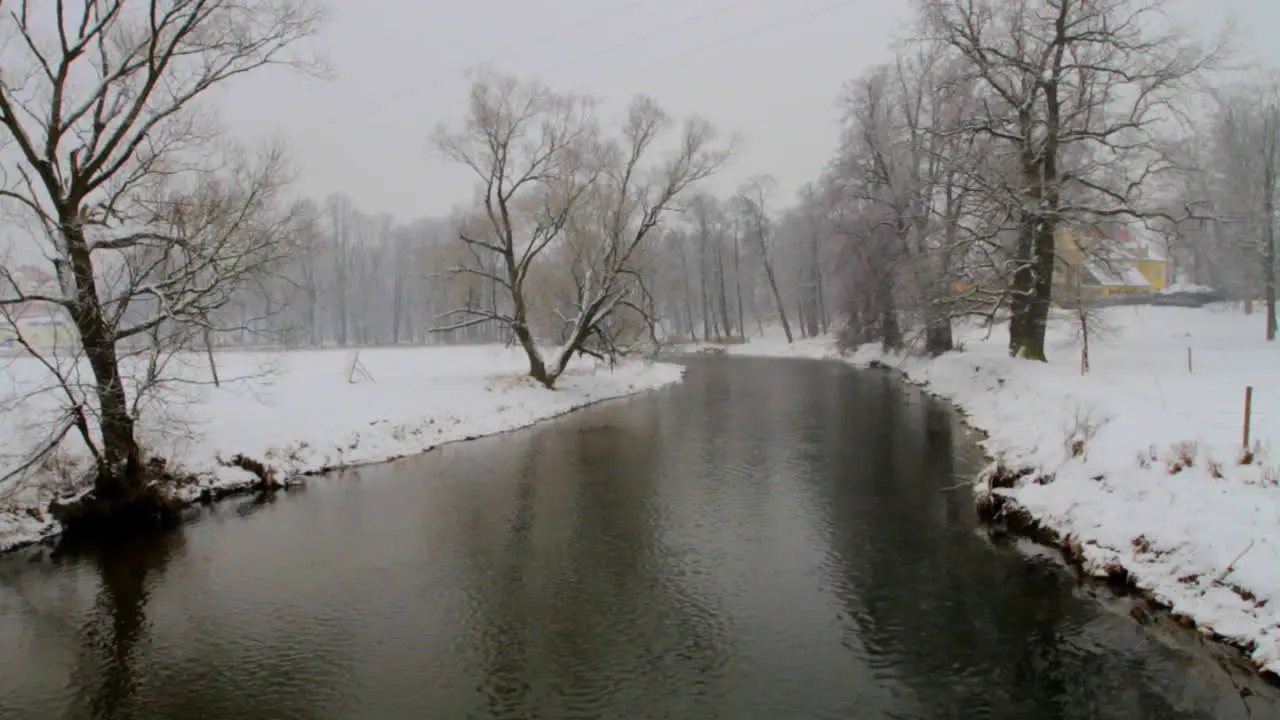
[1054,225,1168,299]
[0,301,78,353]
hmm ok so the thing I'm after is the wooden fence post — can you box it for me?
[1243,385,1254,451]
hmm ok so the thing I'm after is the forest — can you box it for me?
[0,0,1274,509]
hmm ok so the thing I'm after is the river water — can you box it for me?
[0,357,1273,719]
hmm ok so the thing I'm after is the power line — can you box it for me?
[528,0,764,80]
[487,0,653,68]
[570,0,862,93]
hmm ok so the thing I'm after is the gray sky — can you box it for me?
[0,0,1275,247]
[214,0,904,221]
[209,0,1279,224]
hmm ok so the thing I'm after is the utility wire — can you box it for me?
[570,0,862,92]
[487,0,653,68]
[529,0,765,80]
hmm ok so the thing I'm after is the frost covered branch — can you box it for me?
[0,0,324,515]
[432,69,728,387]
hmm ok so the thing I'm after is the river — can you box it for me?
[0,356,1273,719]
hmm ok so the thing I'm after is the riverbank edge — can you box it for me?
[0,362,687,555]
[715,341,1280,686]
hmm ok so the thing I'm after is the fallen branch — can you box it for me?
[1215,539,1257,585]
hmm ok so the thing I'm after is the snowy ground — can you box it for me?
[719,305,1280,677]
[0,345,684,551]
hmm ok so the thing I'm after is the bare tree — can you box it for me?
[919,0,1222,360]
[795,183,829,337]
[431,70,598,375]
[1061,264,1119,374]
[730,211,747,341]
[1205,83,1280,338]
[433,69,728,387]
[687,193,735,340]
[736,175,793,343]
[0,0,323,520]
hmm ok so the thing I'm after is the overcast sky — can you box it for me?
[208,0,900,221]
[204,0,1275,224]
[3,0,1279,249]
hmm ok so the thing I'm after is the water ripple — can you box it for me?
[0,356,1272,719]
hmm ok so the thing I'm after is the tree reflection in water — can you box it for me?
[56,525,186,719]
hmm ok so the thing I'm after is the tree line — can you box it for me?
[0,0,1276,526]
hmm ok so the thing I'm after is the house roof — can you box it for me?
[1129,226,1169,262]
[1082,258,1154,288]
[1069,224,1169,263]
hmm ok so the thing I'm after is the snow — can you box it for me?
[1160,282,1218,296]
[0,345,685,551]
[1082,258,1153,288]
[723,305,1280,676]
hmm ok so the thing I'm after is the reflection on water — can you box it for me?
[0,357,1272,719]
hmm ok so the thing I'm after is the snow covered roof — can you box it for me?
[1127,226,1169,262]
[1082,259,1153,288]
[1067,224,1170,263]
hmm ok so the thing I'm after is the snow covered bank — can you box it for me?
[0,345,684,551]
[725,306,1280,677]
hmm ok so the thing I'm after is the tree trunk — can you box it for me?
[801,283,819,337]
[700,250,716,342]
[733,225,746,341]
[1265,106,1277,340]
[204,328,220,387]
[333,208,350,346]
[813,225,827,334]
[878,271,902,351]
[926,210,958,357]
[1022,68,1065,363]
[1012,41,1065,362]
[761,258,793,343]
[496,240,552,386]
[816,269,828,334]
[1075,274,1090,375]
[1008,205,1038,357]
[925,321,953,356]
[1008,91,1056,362]
[391,257,406,344]
[924,252,954,356]
[751,287,765,337]
[488,264,500,343]
[1012,217,1058,362]
[514,320,550,387]
[755,226,793,343]
[678,247,697,342]
[715,240,733,338]
[803,268,821,339]
[64,224,143,499]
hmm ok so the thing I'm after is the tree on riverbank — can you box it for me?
[735,175,794,344]
[0,0,324,524]
[928,0,1221,359]
[432,69,729,387]
[803,0,1225,361]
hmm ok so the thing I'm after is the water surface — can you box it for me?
[0,357,1271,719]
